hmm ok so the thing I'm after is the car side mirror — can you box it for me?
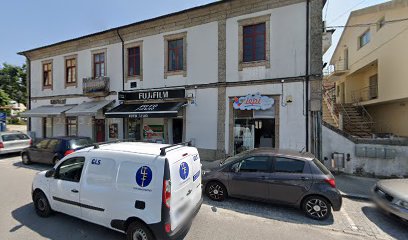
[45,169,55,178]
[231,164,239,173]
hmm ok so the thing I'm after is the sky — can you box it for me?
[0,0,390,66]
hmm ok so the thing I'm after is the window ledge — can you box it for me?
[42,85,53,90]
[126,75,142,82]
[65,83,77,88]
[239,60,270,71]
[164,70,187,78]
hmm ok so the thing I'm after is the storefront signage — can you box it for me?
[233,93,274,110]
[50,99,66,105]
[119,88,185,101]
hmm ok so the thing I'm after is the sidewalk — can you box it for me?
[334,174,378,201]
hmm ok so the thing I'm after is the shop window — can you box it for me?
[66,117,78,136]
[233,109,275,154]
[127,118,141,140]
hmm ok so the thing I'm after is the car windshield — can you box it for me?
[69,138,93,149]
[312,158,331,175]
[221,150,252,165]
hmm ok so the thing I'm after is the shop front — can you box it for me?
[230,93,279,155]
[106,88,187,144]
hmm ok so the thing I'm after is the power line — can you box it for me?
[327,17,408,29]
[328,0,368,24]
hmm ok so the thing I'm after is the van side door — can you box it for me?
[80,156,116,227]
[49,157,85,218]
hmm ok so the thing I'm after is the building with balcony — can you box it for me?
[324,0,408,138]
[19,0,324,160]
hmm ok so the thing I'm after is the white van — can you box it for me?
[31,141,203,240]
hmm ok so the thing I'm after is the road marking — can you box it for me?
[340,207,358,231]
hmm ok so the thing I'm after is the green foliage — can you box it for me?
[0,89,11,106]
[0,63,27,105]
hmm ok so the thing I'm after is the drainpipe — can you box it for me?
[305,0,310,152]
[116,30,125,139]
[25,55,32,132]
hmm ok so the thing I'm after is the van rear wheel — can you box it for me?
[126,222,155,240]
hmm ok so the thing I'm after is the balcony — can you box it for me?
[83,77,110,97]
[351,84,378,103]
[325,59,349,80]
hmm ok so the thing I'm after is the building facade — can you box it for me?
[325,0,408,137]
[20,0,323,160]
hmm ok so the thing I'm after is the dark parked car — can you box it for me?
[202,148,342,220]
[372,179,408,221]
[21,136,94,165]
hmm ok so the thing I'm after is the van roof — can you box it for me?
[91,142,181,156]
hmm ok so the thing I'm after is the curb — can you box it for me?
[339,191,371,201]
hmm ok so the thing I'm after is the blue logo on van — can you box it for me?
[179,162,189,180]
[136,166,153,187]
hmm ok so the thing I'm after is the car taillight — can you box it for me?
[29,139,33,146]
[164,223,171,233]
[64,149,75,156]
[324,178,336,188]
[163,180,171,208]
[0,142,3,149]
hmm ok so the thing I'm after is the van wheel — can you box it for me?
[206,181,227,201]
[126,222,155,240]
[22,152,31,165]
[302,195,331,220]
[33,191,52,218]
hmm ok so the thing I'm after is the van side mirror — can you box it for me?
[45,169,55,178]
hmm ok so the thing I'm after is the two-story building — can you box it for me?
[19,0,323,160]
[325,0,408,137]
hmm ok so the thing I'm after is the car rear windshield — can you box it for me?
[69,138,93,149]
[1,134,29,142]
[312,159,331,175]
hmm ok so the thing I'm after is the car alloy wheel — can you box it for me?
[206,182,226,201]
[22,153,31,165]
[305,198,329,219]
[133,229,148,240]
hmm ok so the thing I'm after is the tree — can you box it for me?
[0,63,27,105]
[0,89,11,106]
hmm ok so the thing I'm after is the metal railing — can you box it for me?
[351,85,378,103]
[83,77,110,97]
[325,59,349,76]
[322,84,339,126]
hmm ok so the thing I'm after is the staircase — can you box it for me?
[322,98,338,127]
[337,104,373,138]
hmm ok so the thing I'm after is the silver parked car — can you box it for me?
[372,179,408,221]
[0,132,32,155]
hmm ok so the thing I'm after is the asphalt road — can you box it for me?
[0,153,406,240]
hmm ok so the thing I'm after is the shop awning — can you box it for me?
[105,102,186,118]
[20,105,77,117]
[65,100,114,116]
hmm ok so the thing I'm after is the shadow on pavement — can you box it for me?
[362,206,408,240]
[11,203,123,240]
[12,161,51,172]
[203,196,334,226]
[0,152,21,160]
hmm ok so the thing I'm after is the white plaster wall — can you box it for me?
[30,43,123,98]
[185,88,218,150]
[224,82,306,154]
[226,3,307,83]
[322,125,408,177]
[124,21,219,90]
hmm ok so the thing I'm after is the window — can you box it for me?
[42,62,52,88]
[36,139,50,149]
[93,52,105,77]
[56,157,85,182]
[168,39,184,71]
[43,117,53,138]
[243,23,266,62]
[1,134,19,142]
[65,57,77,85]
[377,17,385,31]
[164,32,187,78]
[359,30,371,48]
[238,156,271,173]
[312,159,331,175]
[274,157,305,173]
[47,139,60,150]
[69,138,93,149]
[66,117,78,136]
[128,46,141,77]
[16,134,30,140]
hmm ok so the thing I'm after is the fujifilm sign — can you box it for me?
[119,88,185,101]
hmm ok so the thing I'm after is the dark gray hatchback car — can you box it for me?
[202,148,342,220]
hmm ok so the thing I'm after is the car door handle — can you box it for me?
[258,176,267,180]
[71,189,79,193]
[301,177,310,181]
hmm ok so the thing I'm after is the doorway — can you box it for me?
[94,118,105,142]
[172,118,183,144]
